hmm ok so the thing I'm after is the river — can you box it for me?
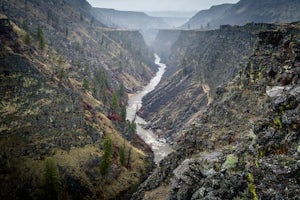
[126,54,172,163]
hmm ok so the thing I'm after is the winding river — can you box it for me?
[126,54,172,163]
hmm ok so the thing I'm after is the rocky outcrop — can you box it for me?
[133,22,300,200]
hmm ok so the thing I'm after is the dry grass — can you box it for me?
[0,8,151,199]
[143,184,171,200]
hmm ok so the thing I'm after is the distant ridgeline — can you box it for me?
[183,0,300,30]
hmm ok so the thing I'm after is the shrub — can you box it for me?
[58,68,66,79]
[223,154,238,170]
[273,117,282,129]
[24,32,31,45]
[83,78,89,90]
[119,145,126,166]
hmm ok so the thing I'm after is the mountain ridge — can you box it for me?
[184,0,300,29]
[182,4,233,29]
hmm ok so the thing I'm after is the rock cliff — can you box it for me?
[133,22,300,200]
[141,24,274,141]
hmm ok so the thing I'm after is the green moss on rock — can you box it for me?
[223,154,238,170]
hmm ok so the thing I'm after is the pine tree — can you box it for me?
[83,78,89,90]
[99,136,113,175]
[111,92,119,112]
[127,120,136,140]
[24,32,31,45]
[118,82,125,97]
[37,25,46,49]
[42,158,61,200]
[121,105,126,122]
[119,145,126,166]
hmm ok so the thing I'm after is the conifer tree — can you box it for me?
[119,145,126,166]
[83,78,89,90]
[37,25,46,49]
[99,136,113,175]
[111,92,119,112]
[24,32,31,45]
[42,158,61,200]
[121,105,127,122]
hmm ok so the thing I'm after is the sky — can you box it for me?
[86,0,240,12]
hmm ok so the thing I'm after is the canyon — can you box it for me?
[0,0,300,200]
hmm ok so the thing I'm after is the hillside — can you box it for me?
[0,0,157,199]
[92,8,172,45]
[217,0,300,26]
[92,8,170,30]
[141,24,272,141]
[182,4,233,29]
[133,22,300,200]
[185,0,300,29]
[1,0,300,199]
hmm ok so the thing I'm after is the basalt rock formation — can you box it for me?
[133,22,300,200]
[141,23,275,141]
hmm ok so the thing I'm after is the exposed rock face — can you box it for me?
[133,22,300,200]
[141,23,274,141]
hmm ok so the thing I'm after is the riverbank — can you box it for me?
[126,54,173,163]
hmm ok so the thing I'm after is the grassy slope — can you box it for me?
[0,0,153,198]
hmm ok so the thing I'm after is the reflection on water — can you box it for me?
[126,54,172,163]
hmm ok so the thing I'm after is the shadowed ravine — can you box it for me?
[126,54,173,163]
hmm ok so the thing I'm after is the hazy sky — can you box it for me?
[87,0,240,11]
